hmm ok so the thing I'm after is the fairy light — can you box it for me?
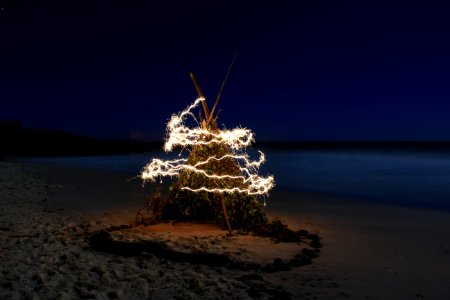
[141,97,274,196]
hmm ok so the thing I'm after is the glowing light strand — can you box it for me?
[141,97,274,196]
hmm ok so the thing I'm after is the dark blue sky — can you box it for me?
[1,1,450,141]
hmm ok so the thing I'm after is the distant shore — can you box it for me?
[1,161,449,299]
[3,124,450,157]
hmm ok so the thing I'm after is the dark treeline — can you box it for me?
[2,123,450,157]
[0,124,161,157]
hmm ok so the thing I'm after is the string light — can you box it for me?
[141,97,274,196]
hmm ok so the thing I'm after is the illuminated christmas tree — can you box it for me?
[140,71,274,232]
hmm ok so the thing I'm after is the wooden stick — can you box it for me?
[221,193,232,235]
[208,51,238,124]
[136,191,173,226]
[189,71,210,120]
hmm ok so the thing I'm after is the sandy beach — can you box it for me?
[1,161,449,299]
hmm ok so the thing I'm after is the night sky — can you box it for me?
[1,1,450,141]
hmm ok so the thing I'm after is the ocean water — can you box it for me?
[264,150,450,210]
[25,149,450,211]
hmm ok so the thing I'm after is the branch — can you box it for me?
[189,71,210,120]
[208,51,238,124]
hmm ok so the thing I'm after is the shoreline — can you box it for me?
[14,151,450,214]
[1,161,450,299]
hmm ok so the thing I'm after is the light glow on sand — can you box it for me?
[141,97,274,196]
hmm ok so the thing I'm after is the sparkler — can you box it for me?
[141,97,274,196]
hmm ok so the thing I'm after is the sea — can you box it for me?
[24,148,450,211]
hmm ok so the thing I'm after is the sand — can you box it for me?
[1,161,449,299]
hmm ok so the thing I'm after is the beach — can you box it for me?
[1,161,449,299]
